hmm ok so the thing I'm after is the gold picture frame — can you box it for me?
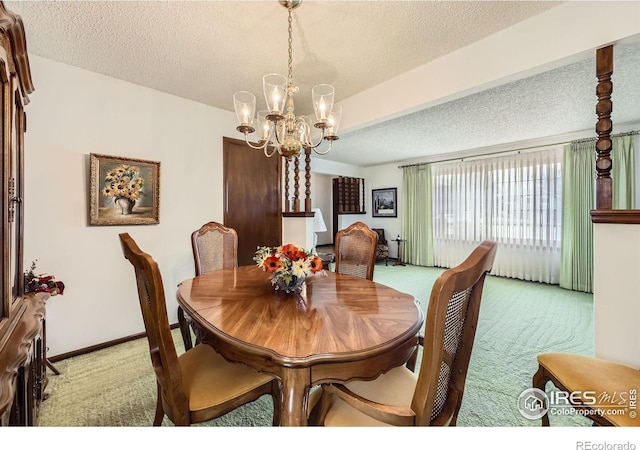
[89,153,160,226]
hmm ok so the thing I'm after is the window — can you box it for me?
[431,147,562,283]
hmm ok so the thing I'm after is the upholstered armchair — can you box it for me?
[372,228,389,266]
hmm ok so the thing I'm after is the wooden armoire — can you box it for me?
[0,2,45,426]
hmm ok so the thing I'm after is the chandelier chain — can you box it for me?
[287,6,293,85]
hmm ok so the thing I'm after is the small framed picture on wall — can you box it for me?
[89,153,160,226]
[372,187,397,218]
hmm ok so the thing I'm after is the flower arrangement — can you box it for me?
[254,244,324,293]
[101,164,145,202]
[24,260,65,295]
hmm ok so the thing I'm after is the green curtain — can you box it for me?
[612,135,635,209]
[401,164,434,266]
[560,142,594,293]
[560,135,636,293]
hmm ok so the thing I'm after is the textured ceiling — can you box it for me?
[6,1,640,167]
[338,42,640,166]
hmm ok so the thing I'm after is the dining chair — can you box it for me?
[119,233,280,426]
[178,221,239,350]
[309,240,497,426]
[334,221,378,281]
[533,353,640,426]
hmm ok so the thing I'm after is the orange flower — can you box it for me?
[291,249,307,261]
[309,256,323,273]
[281,243,299,259]
[264,255,282,273]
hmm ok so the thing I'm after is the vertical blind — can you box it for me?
[431,147,563,283]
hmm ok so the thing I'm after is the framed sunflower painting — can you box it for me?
[89,153,160,226]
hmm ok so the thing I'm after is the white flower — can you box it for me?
[291,259,310,278]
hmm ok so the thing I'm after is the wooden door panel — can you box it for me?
[0,56,23,323]
[223,137,281,266]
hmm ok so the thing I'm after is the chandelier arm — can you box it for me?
[273,121,284,145]
[243,133,271,151]
[264,145,278,157]
[305,127,327,149]
[312,139,333,156]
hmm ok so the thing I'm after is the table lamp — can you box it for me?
[313,208,327,249]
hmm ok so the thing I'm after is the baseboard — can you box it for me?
[48,323,179,363]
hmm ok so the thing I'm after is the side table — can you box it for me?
[393,238,406,266]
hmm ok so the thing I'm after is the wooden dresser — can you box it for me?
[0,1,42,426]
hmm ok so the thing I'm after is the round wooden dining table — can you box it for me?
[176,265,424,426]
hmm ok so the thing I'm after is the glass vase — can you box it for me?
[273,275,306,294]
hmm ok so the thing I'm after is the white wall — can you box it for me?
[310,172,332,245]
[309,161,405,255]
[362,163,404,260]
[593,223,640,369]
[310,157,365,243]
[24,56,236,356]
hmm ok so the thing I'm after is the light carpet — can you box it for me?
[38,264,593,427]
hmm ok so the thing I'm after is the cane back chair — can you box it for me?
[334,221,378,281]
[119,233,280,426]
[178,221,238,350]
[309,241,497,426]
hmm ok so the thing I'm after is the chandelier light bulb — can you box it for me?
[263,73,287,117]
[233,91,256,133]
[257,110,273,142]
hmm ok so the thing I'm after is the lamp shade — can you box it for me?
[313,208,327,232]
[326,105,342,137]
[233,91,256,126]
[257,110,273,141]
[312,84,334,123]
[263,73,287,114]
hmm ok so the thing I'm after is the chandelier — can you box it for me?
[233,0,340,159]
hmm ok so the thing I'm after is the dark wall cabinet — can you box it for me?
[0,1,43,426]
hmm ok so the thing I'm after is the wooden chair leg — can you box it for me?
[532,364,551,426]
[177,305,194,351]
[308,386,333,426]
[153,383,164,426]
[533,363,614,427]
[270,380,282,426]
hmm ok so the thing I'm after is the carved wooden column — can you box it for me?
[284,158,291,212]
[595,45,613,210]
[304,148,311,212]
[293,156,300,212]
